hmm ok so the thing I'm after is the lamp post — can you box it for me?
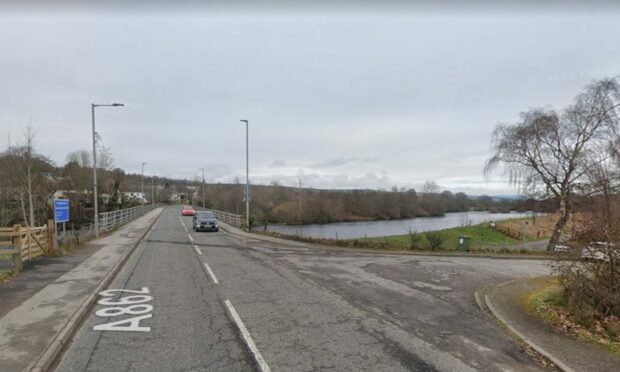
[199,167,206,208]
[141,162,146,205]
[91,102,124,238]
[151,175,155,205]
[240,120,249,229]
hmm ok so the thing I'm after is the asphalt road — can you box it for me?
[56,206,551,371]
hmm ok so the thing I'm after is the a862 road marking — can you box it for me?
[93,287,154,332]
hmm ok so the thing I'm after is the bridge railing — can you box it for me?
[205,209,243,227]
[99,204,157,232]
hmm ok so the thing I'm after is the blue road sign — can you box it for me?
[54,199,70,223]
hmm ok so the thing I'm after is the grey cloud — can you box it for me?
[269,160,288,168]
[1,12,619,195]
[310,157,380,168]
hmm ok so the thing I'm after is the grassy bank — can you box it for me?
[523,278,620,356]
[260,221,549,255]
[367,225,521,251]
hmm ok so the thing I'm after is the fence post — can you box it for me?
[12,224,23,273]
[27,226,32,262]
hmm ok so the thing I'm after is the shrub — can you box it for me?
[424,231,445,251]
[554,206,620,320]
[406,228,422,250]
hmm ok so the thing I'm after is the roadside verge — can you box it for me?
[0,207,163,372]
[482,277,620,372]
[218,221,550,260]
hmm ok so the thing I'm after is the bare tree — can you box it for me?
[486,78,620,250]
[420,180,445,216]
[1,125,53,227]
[422,180,440,194]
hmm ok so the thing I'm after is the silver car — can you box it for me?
[193,211,219,232]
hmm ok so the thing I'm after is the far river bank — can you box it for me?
[265,211,533,240]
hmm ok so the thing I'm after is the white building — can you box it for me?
[123,192,147,204]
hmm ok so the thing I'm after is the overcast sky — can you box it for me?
[1,4,619,195]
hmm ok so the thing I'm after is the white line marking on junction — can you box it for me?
[224,300,270,372]
[203,262,219,284]
[193,245,202,255]
[188,234,194,242]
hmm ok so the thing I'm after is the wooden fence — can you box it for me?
[496,223,550,240]
[0,220,54,272]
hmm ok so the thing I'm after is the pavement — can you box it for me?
[0,207,163,372]
[5,205,614,372]
[484,278,620,372]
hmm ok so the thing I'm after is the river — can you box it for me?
[265,211,531,239]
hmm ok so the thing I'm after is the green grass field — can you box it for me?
[264,221,547,254]
[365,224,521,251]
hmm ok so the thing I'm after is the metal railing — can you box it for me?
[99,204,157,232]
[205,209,242,227]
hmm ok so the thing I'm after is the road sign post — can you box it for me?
[54,199,70,223]
[54,199,70,245]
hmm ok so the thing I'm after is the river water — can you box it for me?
[265,211,531,239]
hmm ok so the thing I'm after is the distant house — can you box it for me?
[47,189,90,206]
[124,192,147,204]
[171,193,187,203]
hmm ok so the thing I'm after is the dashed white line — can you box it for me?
[193,245,202,255]
[224,300,270,372]
[188,234,194,242]
[203,262,219,284]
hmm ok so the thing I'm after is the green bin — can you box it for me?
[458,236,470,252]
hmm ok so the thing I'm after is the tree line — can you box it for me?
[200,180,538,226]
[0,128,530,228]
[0,129,195,227]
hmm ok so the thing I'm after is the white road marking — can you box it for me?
[224,300,271,372]
[193,245,202,255]
[203,262,219,284]
[93,288,154,332]
[188,234,194,242]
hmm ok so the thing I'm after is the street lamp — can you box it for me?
[141,162,146,205]
[92,102,124,238]
[240,119,249,229]
[200,167,205,208]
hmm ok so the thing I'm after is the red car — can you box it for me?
[181,205,196,216]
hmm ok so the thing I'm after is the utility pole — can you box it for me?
[200,167,205,208]
[91,102,124,238]
[141,162,146,205]
[151,175,155,205]
[240,120,250,230]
